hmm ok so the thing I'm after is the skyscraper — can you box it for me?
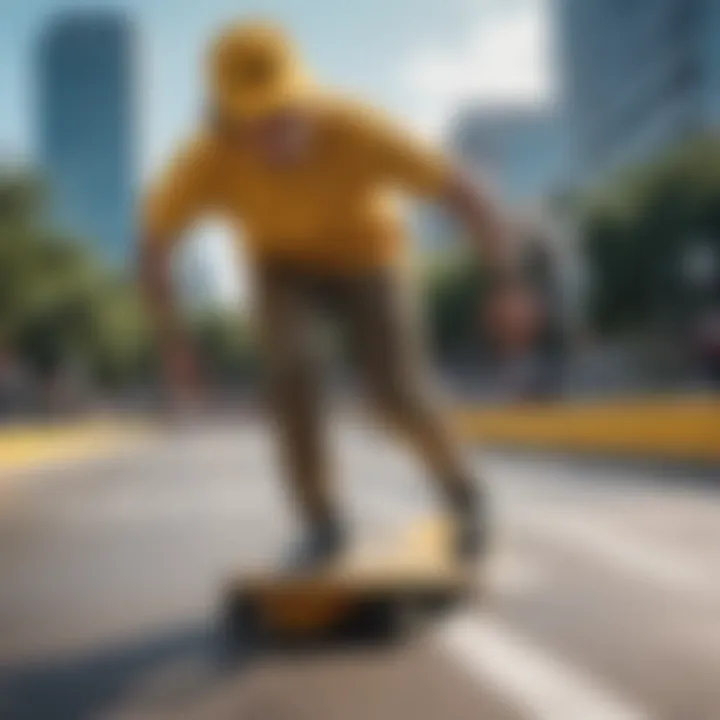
[558,0,720,188]
[415,105,565,252]
[37,11,135,266]
[447,105,565,208]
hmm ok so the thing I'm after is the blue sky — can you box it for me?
[0,0,553,176]
[0,0,553,302]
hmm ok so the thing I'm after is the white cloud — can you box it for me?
[398,0,554,137]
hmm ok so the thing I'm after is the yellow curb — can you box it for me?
[454,396,720,462]
[0,419,151,477]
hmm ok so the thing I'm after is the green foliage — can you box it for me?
[190,308,259,385]
[0,170,152,384]
[582,135,720,335]
[0,169,263,392]
[421,249,486,361]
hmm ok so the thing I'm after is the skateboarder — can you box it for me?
[140,22,527,565]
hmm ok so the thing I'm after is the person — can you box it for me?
[140,21,524,566]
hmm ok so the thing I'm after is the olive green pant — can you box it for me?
[255,262,471,529]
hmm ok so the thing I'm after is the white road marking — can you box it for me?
[436,613,648,720]
[520,512,720,596]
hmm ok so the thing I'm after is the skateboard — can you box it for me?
[222,517,475,649]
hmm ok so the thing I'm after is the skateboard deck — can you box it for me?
[223,517,474,645]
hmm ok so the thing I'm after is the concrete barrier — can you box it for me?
[455,396,720,462]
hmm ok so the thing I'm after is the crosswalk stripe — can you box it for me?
[436,613,648,720]
[519,512,720,596]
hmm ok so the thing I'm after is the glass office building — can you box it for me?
[558,0,720,187]
[448,105,565,207]
[37,12,135,266]
[413,105,565,252]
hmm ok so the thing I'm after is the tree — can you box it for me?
[582,135,720,336]
[191,308,259,386]
[0,170,151,386]
[421,249,487,363]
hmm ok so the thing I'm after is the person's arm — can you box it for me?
[139,137,215,407]
[358,108,539,356]
[442,170,519,283]
[358,107,520,279]
[139,238,199,405]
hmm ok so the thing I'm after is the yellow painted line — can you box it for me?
[455,396,720,462]
[0,419,151,477]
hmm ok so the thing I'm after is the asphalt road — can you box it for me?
[1,417,719,720]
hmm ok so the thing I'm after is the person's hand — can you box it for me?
[161,342,203,417]
[482,280,543,359]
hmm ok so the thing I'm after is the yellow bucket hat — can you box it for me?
[208,21,311,121]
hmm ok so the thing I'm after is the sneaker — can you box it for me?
[282,521,346,573]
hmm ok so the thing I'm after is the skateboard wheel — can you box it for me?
[222,593,267,657]
[351,594,422,641]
